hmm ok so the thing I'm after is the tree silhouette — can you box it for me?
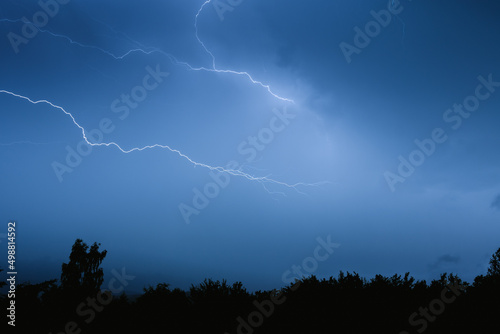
[3,240,500,333]
[487,247,500,276]
[60,239,107,298]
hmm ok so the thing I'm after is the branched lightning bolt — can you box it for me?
[0,90,324,191]
[194,0,294,103]
[0,2,325,191]
[1,2,293,103]
[195,1,217,69]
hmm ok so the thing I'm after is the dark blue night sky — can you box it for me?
[1,0,499,293]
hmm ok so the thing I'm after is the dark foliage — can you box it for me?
[1,244,499,334]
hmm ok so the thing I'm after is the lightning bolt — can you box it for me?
[194,0,294,102]
[0,2,325,192]
[195,1,217,69]
[0,89,323,191]
[1,1,293,103]
[0,17,161,59]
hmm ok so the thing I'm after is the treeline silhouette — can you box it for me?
[1,239,499,333]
